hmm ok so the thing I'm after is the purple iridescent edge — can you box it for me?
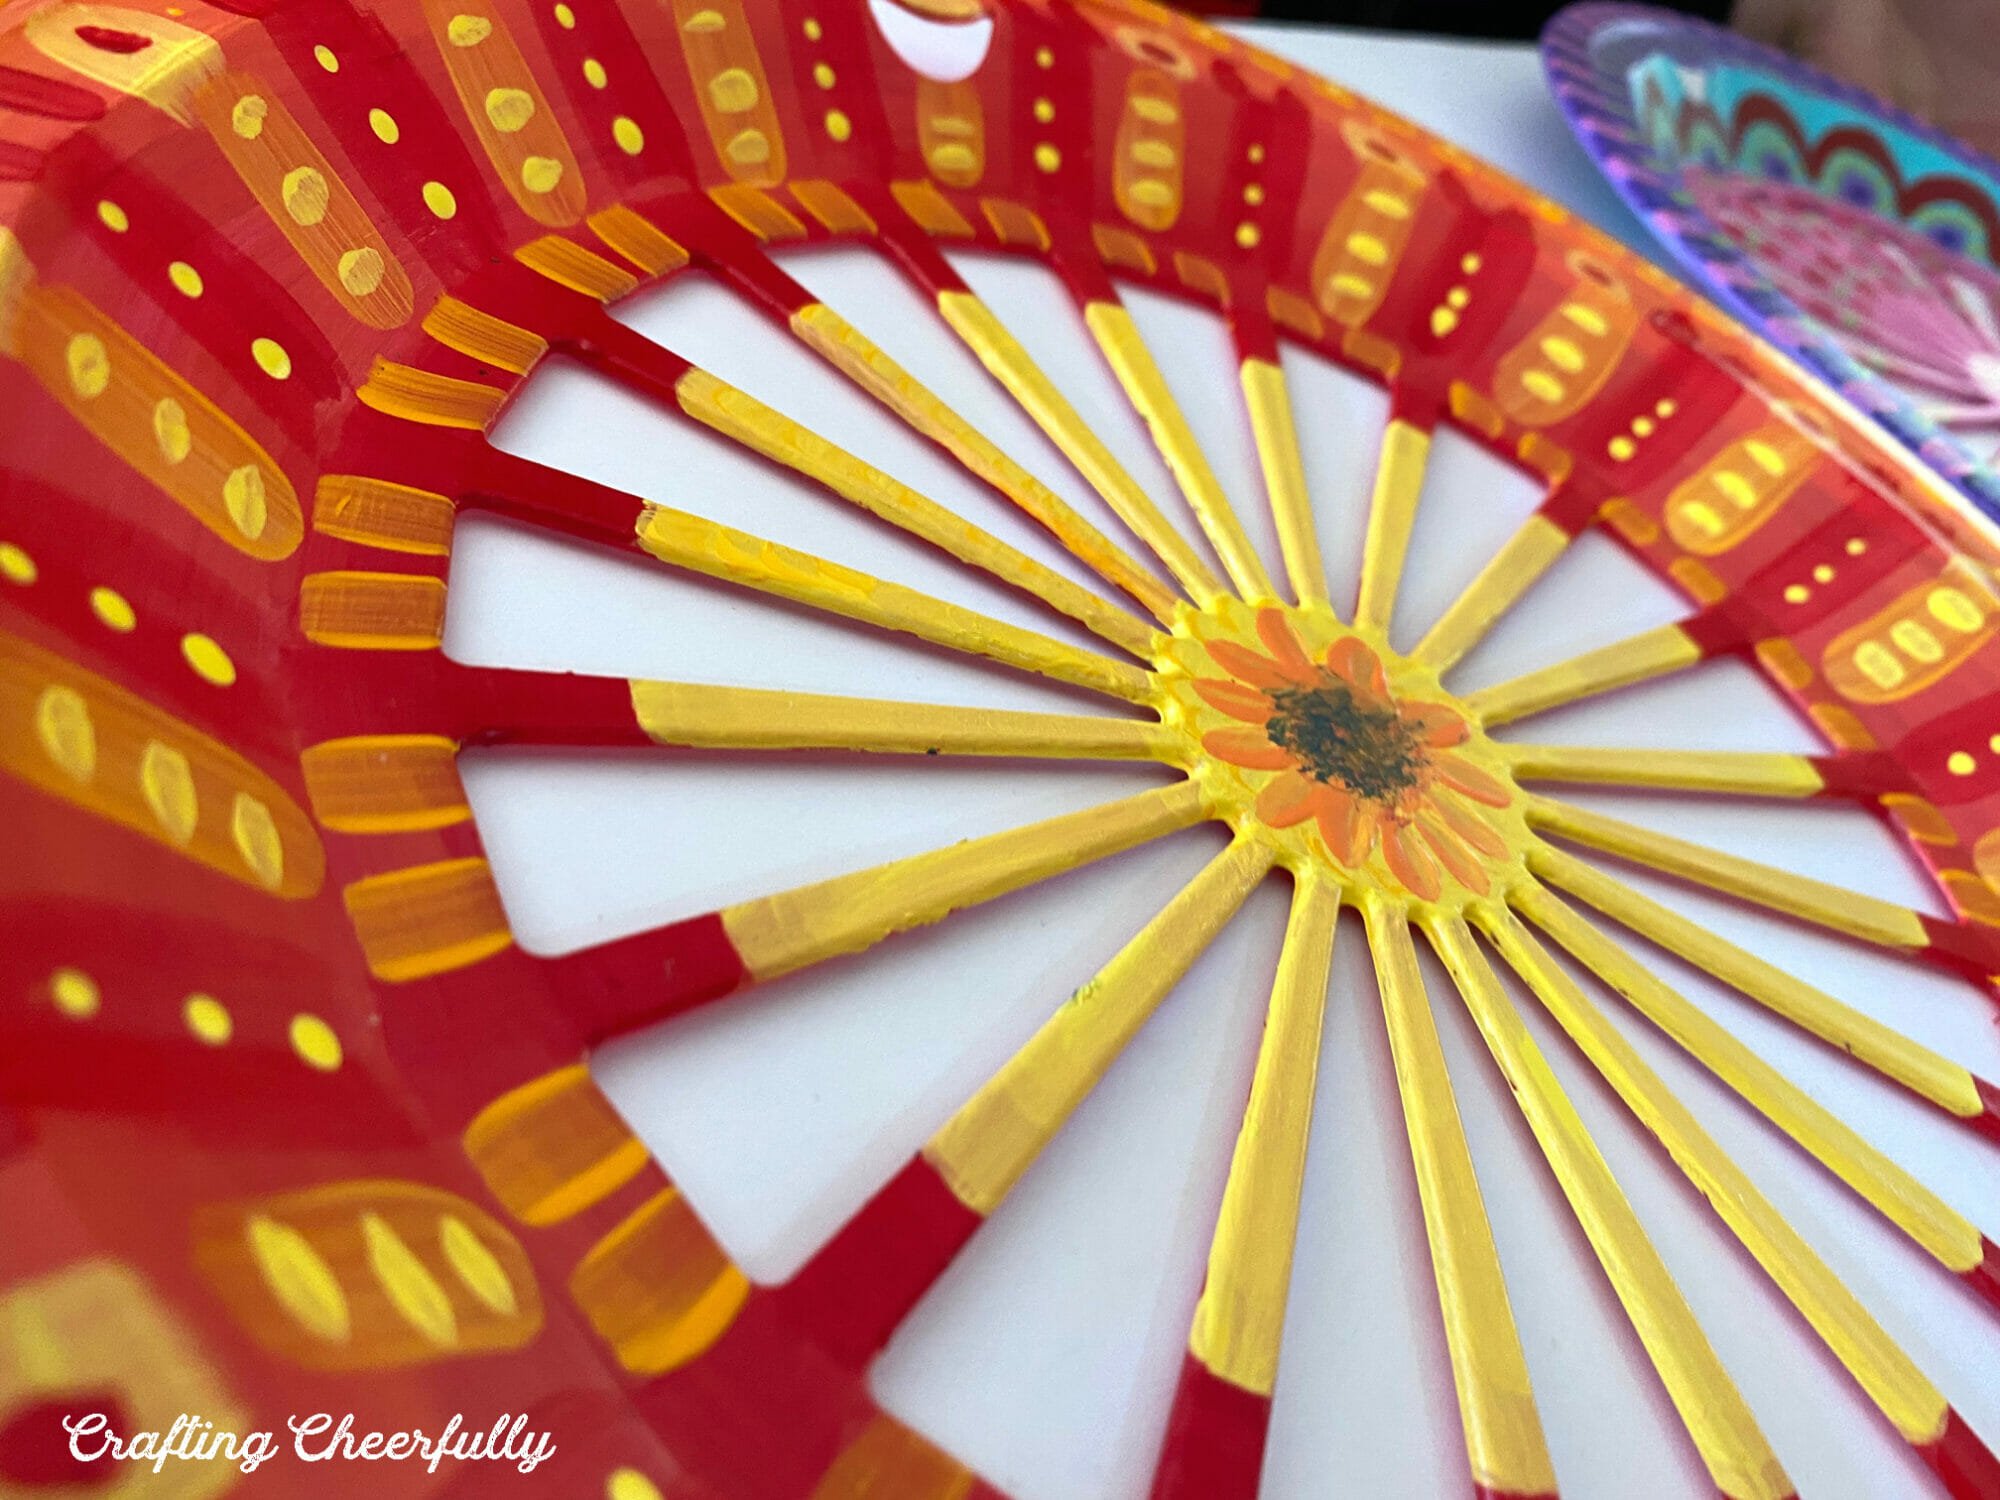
[1539,0,2000,518]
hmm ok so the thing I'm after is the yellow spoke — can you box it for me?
[1412,513,1571,673]
[1526,796,1928,949]
[1240,355,1330,608]
[676,369,1158,658]
[789,302,1179,621]
[1463,623,1703,729]
[1364,899,1558,1499]
[937,290,1228,603]
[1513,883,1987,1279]
[1502,745,1825,799]
[1424,912,1792,1500]
[629,680,1170,760]
[1529,844,1987,1122]
[1189,874,1339,1396]
[724,782,1207,984]
[1084,300,1278,602]
[1354,417,1431,634]
[633,504,1155,704]
[923,836,1273,1212]
[1482,906,1955,1452]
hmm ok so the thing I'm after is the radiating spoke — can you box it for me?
[1530,845,1999,1136]
[774,836,1273,1372]
[1502,745,1829,799]
[935,288,1229,604]
[1412,511,1572,673]
[1463,623,1705,729]
[1354,417,1432,634]
[788,301,1181,620]
[1527,796,1931,950]
[1152,875,1339,1500]
[1365,900,1558,1500]
[1513,883,1999,1307]
[1483,906,1993,1484]
[924,836,1273,1212]
[1240,354,1331,608]
[619,680,1170,761]
[1083,298,1279,602]
[555,782,1209,1041]
[631,503,1157,704]
[1425,913,1793,1500]
[674,367,1159,658]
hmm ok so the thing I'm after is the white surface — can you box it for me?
[446,23,2000,1500]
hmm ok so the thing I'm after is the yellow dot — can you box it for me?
[155,397,191,462]
[1949,750,1978,776]
[290,1014,343,1070]
[36,685,94,782]
[1429,307,1459,338]
[1988,733,2000,755]
[1446,287,1470,309]
[232,792,284,889]
[485,86,536,133]
[814,63,836,89]
[338,247,385,296]
[447,13,492,45]
[251,337,292,380]
[314,43,338,72]
[553,1,575,26]
[0,543,34,585]
[1034,142,1060,173]
[803,17,823,41]
[1607,435,1635,461]
[281,166,330,227]
[49,968,99,1019]
[1846,537,1867,556]
[521,157,564,194]
[612,116,644,155]
[1783,584,1809,604]
[1243,183,1264,206]
[422,180,459,219]
[607,1470,663,1500]
[1036,46,1053,67]
[1234,222,1260,249]
[230,94,267,139]
[824,110,851,143]
[1631,416,1654,437]
[1247,143,1266,164]
[184,994,232,1045]
[1656,398,1677,418]
[90,587,135,632]
[1812,564,1834,584]
[66,333,109,398]
[1034,97,1054,123]
[369,107,399,144]
[1461,253,1483,274]
[96,199,128,233]
[582,57,607,88]
[182,633,236,686]
[168,260,203,298]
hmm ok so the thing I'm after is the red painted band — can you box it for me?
[1916,1405,2000,1500]
[1148,1352,1271,1500]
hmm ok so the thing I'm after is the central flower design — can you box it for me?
[1167,604,1520,902]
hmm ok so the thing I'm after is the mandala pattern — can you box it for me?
[5,1,2000,1498]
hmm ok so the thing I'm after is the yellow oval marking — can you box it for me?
[1783,584,1809,604]
[1362,188,1410,218]
[1930,587,1985,633]
[582,57,607,88]
[612,116,644,155]
[313,43,338,73]
[140,739,198,842]
[1561,301,1608,335]
[50,967,99,1018]
[1852,641,1906,689]
[1520,369,1565,402]
[36,684,95,782]
[422,181,458,219]
[1607,435,1636,461]
[232,791,285,890]
[337,247,385,296]
[1345,231,1388,265]
[223,466,269,542]
[168,260,203,298]
[448,12,492,45]
[368,107,399,144]
[0,543,31,584]
[184,993,232,1044]
[281,167,330,227]
[608,1471,664,1500]
[246,1216,350,1342]
[553,2,576,27]
[439,1216,518,1315]
[1713,471,1757,508]
[66,333,109,398]
[90,587,135,632]
[484,86,536,133]
[152,398,192,464]
[1034,142,1061,173]
[361,1213,457,1347]
[1430,306,1459,337]
[1949,751,1977,776]
[291,1014,342,1070]
[520,156,564,193]
[251,337,291,380]
[181,633,236,687]
[709,67,758,113]
[97,199,129,232]
[1539,336,1584,372]
[230,94,266,139]
[1891,620,1944,664]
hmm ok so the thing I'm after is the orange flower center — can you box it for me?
[1264,675,1428,805]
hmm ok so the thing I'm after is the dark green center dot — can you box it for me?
[1263,674,1427,804]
